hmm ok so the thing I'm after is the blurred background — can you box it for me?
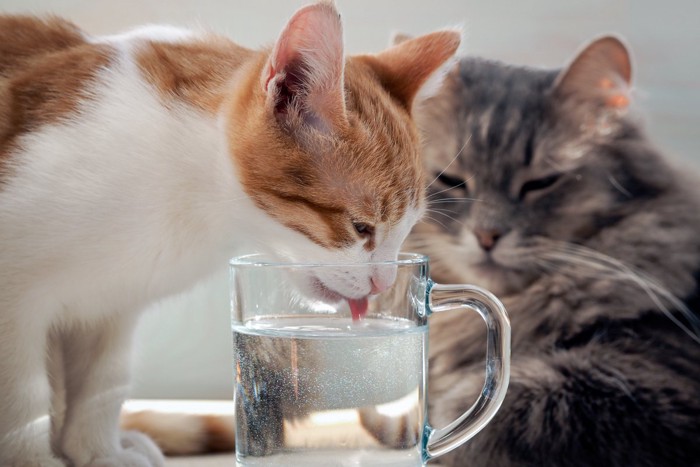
[0,0,697,400]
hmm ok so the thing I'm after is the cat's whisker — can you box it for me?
[424,209,467,227]
[532,258,568,274]
[422,215,450,231]
[425,134,472,190]
[406,236,437,245]
[403,236,459,251]
[410,237,454,245]
[426,207,456,215]
[552,253,700,343]
[426,182,469,200]
[534,242,700,344]
[428,197,482,204]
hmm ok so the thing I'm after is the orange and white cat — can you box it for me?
[0,2,459,466]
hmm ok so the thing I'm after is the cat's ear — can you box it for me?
[262,1,347,133]
[554,35,632,109]
[390,32,412,46]
[366,30,461,110]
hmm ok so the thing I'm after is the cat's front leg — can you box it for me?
[0,312,64,466]
[58,314,164,467]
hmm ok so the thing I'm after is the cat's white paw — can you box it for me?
[119,431,164,466]
[76,431,165,467]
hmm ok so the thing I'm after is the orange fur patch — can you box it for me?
[360,31,460,111]
[0,16,113,180]
[135,37,254,114]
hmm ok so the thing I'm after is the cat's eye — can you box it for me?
[436,173,466,190]
[352,222,374,239]
[518,174,561,200]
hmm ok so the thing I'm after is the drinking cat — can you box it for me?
[0,1,460,464]
[125,34,700,467]
[409,35,700,466]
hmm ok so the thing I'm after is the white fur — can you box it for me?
[90,24,195,45]
[0,23,419,467]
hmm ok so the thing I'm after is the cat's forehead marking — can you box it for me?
[450,60,560,185]
[0,16,114,182]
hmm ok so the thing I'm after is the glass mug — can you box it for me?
[230,253,510,466]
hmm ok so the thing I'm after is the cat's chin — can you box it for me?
[309,276,345,302]
[306,276,370,319]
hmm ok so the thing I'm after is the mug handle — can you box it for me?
[422,281,511,461]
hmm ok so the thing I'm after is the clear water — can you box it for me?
[233,316,427,466]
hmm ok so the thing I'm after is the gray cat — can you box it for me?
[408,36,700,467]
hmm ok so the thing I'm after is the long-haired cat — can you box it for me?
[0,2,460,465]
[408,36,700,466]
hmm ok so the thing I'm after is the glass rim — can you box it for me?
[229,252,428,269]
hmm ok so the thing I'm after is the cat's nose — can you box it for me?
[369,266,397,294]
[474,228,502,252]
[370,275,392,294]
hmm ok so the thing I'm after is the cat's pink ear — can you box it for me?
[365,30,461,110]
[262,1,347,133]
[554,35,632,109]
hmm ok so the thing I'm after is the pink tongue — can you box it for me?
[347,297,369,321]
